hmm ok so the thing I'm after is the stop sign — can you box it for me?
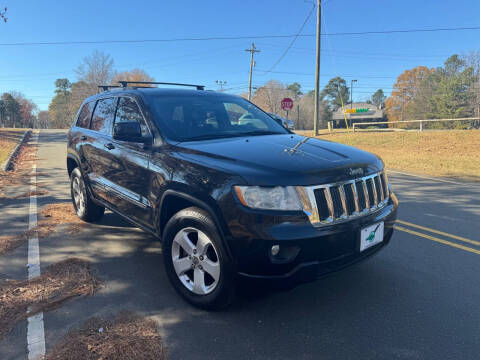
[281,97,294,111]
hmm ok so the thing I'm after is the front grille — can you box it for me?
[306,171,389,226]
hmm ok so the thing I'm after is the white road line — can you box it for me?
[387,170,480,187]
[26,134,46,360]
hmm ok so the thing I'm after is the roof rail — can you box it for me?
[98,85,121,92]
[117,81,205,91]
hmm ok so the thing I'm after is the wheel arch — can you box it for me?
[67,153,80,177]
[157,190,234,260]
[67,153,101,207]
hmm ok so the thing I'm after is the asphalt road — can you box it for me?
[1,130,479,360]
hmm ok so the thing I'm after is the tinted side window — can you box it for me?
[114,97,149,137]
[75,102,95,128]
[91,98,116,134]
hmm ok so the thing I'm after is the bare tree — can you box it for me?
[0,6,6,23]
[253,80,289,114]
[463,50,480,76]
[10,91,38,128]
[249,80,330,130]
[37,111,50,129]
[463,51,480,118]
[297,93,330,130]
[75,50,114,97]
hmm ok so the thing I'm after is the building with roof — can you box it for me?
[332,102,384,128]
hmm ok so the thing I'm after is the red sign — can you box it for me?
[281,97,294,111]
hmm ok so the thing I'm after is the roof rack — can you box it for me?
[98,85,122,92]
[117,81,205,91]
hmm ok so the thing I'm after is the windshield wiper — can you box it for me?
[235,131,285,136]
[180,131,285,142]
[180,133,240,141]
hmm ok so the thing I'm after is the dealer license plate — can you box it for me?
[360,222,384,252]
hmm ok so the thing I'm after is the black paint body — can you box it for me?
[67,88,398,282]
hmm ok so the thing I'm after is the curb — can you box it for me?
[1,130,32,171]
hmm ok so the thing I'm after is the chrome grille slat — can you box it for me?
[355,181,366,211]
[338,185,348,217]
[362,180,370,209]
[377,175,385,201]
[351,181,360,214]
[380,173,389,198]
[371,177,378,206]
[329,186,343,218]
[343,183,357,215]
[304,171,390,227]
[324,187,335,219]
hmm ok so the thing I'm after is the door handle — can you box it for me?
[80,135,87,140]
[104,143,115,150]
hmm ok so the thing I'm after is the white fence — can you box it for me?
[352,117,480,132]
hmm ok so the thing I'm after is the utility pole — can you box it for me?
[215,80,227,92]
[313,0,321,135]
[350,79,357,128]
[297,104,300,129]
[245,43,260,101]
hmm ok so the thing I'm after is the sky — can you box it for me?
[1,0,480,111]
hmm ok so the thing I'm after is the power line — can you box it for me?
[263,2,316,74]
[0,35,300,46]
[255,69,400,78]
[321,26,480,36]
[256,43,454,59]
[1,26,480,46]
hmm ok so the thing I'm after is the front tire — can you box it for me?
[70,167,105,222]
[162,207,235,310]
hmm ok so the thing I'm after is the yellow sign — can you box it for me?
[344,108,370,114]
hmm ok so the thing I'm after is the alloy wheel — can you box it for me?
[72,176,85,214]
[171,227,220,295]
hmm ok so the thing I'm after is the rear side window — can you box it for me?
[91,98,116,134]
[75,102,95,128]
[114,97,149,137]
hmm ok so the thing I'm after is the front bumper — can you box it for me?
[223,194,398,282]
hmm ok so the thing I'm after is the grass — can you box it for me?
[0,133,36,198]
[298,130,480,181]
[0,129,26,165]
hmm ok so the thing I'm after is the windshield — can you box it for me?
[146,94,289,141]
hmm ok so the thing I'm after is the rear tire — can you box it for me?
[162,207,235,310]
[70,167,105,222]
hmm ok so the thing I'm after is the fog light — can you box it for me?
[271,245,280,256]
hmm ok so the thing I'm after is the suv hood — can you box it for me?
[173,134,383,186]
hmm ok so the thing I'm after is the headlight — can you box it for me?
[233,186,302,211]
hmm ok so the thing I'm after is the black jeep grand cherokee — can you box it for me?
[67,82,398,309]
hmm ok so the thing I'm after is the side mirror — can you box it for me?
[113,122,148,143]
